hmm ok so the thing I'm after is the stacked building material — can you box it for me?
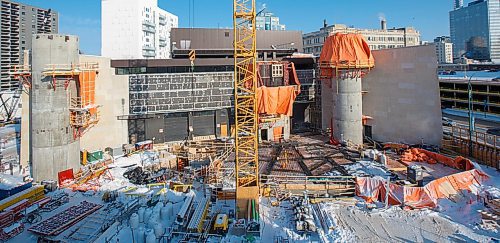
[28,201,102,236]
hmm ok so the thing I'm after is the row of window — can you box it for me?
[304,44,408,54]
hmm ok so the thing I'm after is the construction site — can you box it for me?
[0,0,499,242]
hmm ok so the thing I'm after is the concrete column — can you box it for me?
[283,116,290,140]
[332,76,363,145]
[267,129,273,142]
[31,34,81,182]
[188,112,193,140]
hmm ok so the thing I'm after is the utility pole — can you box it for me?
[467,72,476,157]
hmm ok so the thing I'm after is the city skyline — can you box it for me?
[16,0,451,55]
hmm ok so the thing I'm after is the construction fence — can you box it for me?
[442,126,499,169]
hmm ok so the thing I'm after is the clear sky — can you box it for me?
[17,0,455,55]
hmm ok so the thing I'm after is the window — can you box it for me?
[225,31,229,37]
[21,12,25,15]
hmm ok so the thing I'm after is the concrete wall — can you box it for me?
[363,45,443,146]
[79,55,129,152]
[31,34,80,182]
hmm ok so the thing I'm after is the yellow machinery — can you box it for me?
[233,0,260,219]
[213,214,229,233]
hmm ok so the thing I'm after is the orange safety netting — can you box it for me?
[256,86,297,116]
[319,33,375,69]
[356,150,490,209]
[78,70,96,108]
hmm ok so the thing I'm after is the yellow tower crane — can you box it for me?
[233,0,259,220]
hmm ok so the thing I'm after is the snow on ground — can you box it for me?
[260,198,320,242]
[321,202,496,242]
[344,160,392,178]
[0,173,25,190]
[475,162,500,199]
[99,155,138,191]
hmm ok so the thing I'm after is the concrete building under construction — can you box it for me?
[110,28,309,144]
[29,34,81,182]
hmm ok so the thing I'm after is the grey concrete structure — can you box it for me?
[31,34,80,182]
[321,45,443,146]
[1,0,58,92]
[332,76,363,145]
[363,45,443,146]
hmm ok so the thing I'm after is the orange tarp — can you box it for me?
[78,70,97,107]
[319,33,375,68]
[273,127,283,141]
[256,86,297,116]
[356,150,490,209]
[401,148,475,171]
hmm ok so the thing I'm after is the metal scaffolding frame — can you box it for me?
[233,0,259,219]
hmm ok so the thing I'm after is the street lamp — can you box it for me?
[466,72,477,157]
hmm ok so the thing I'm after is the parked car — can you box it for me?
[486,128,500,136]
[442,117,456,127]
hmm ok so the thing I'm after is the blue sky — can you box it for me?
[18,0,454,55]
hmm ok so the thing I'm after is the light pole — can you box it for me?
[466,72,477,157]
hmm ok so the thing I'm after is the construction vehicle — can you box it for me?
[213,214,229,233]
[102,190,118,203]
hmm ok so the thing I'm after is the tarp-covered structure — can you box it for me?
[319,33,375,78]
[255,61,301,116]
[356,149,490,208]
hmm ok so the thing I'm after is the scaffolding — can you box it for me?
[0,65,31,124]
[42,63,100,138]
[233,0,259,219]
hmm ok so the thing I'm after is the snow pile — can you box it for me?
[319,204,356,243]
[0,173,25,190]
[345,160,391,178]
[165,189,190,204]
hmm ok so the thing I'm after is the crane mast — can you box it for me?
[233,0,259,219]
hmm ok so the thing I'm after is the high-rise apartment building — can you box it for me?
[450,0,500,62]
[434,36,454,64]
[0,0,58,92]
[254,11,286,31]
[101,0,178,59]
[303,21,420,56]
